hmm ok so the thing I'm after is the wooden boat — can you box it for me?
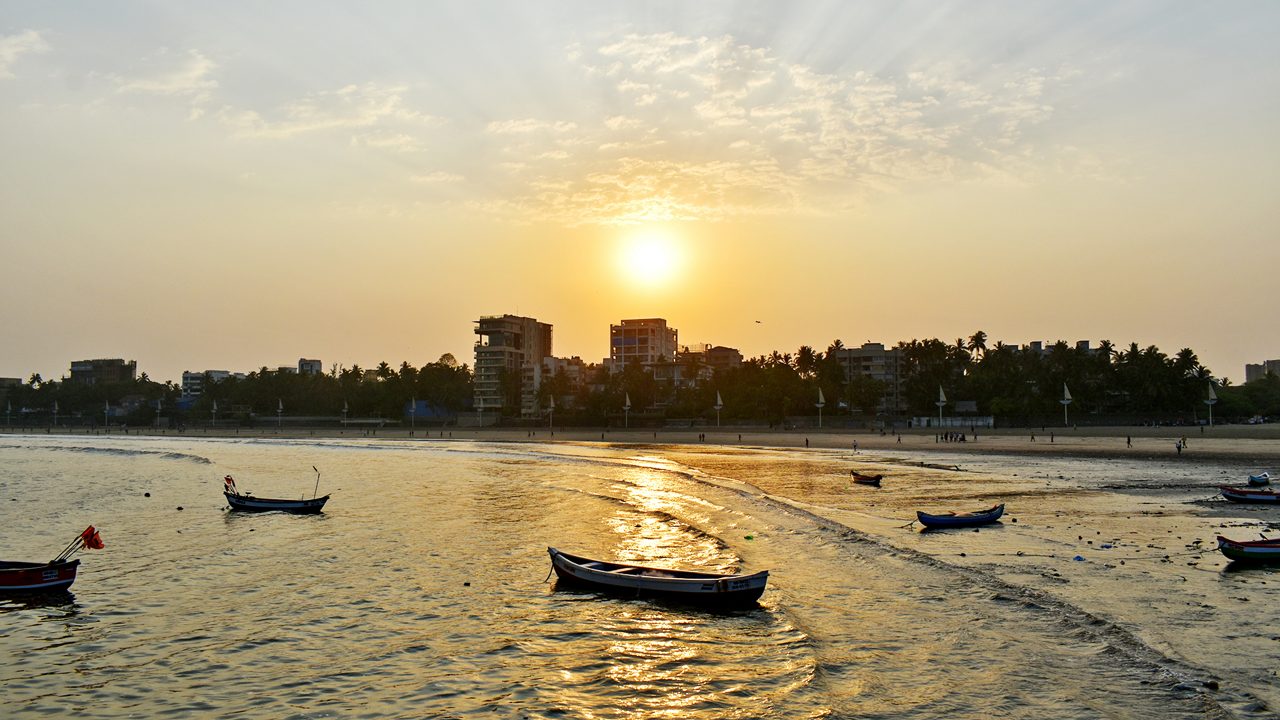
[1247,472,1271,487]
[1216,535,1280,563]
[1219,486,1280,504]
[1,526,103,595]
[850,470,882,487]
[547,547,768,606]
[916,503,1005,529]
[224,492,329,513]
[223,472,329,514]
[0,559,80,594]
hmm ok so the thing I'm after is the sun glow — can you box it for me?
[618,230,682,287]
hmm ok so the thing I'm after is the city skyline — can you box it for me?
[3,2,1278,384]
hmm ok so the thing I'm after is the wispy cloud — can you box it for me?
[219,83,438,141]
[0,29,50,80]
[114,49,218,119]
[475,32,1079,225]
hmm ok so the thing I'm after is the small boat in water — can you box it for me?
[1219,486,1279,504]
[850,470,882,487]
[1216,535,1280,563]
[547,547,768,607]
[1247,472,1271,487]
[1,526,104,594]
[917,504,1005,529]
[224,470,329,514]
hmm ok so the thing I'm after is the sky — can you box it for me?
[2,1,1278,385]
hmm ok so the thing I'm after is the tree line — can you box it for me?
[4,335,1279,427]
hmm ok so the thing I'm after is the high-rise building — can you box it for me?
[1245,359,1280,383]
[69,359,137,385]
[830,342,904,415]
[474,314,553,418]
[609,318,678,371]
[298,358,323,375]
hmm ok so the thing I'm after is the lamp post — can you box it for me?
[1061,383,1072,426]
[277,398,283,431]
[212,400,218,428]
[104,400,110,428]
[410,396,416,429]
[1205,383,1218,427]
[476,404,483,429]
[342,400,348,426]
[714,391,723,428]
[547,395,555,430]
[816,387,826,429]
[623,392,631,429]
[53,400,58,427]
[936,386,946,429]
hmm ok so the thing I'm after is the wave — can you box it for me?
[6,444,213,464]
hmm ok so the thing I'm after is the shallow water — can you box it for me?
[1,435,1275,718]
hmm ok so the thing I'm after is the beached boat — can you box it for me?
[916,503,1005,529]
[1,526,104,595]
[223,472,329,514]
[1219,486,1280,504]
[850,470,882,487]
[1216,535,1280,563]
[1247,472,1271,487]
[547,547,768,606]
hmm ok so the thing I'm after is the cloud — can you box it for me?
[410,171,463,184]
[220,83,438,140]
[114,49,218,119]
[471,32,1077,226]
[0,29,50,80]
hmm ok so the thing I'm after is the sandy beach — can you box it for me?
[14,423,1279,465]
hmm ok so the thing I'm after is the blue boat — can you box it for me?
[917,503,1005,529]
[1247,472,1270,487]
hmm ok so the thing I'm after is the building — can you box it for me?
[1245,359,1280,383]
[830,342,904,416]
[69,359,137,385]
[298,358,323,375]
[704,345,744,372]
[609,318,678,371]
[181,370,246,397]
[474,314,553,418]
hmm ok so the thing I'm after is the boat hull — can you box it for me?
[1217,535,1280,563]
[917,504,1005,529]
[548,547,767,607]
[851,473,882,487]
[1219,486,1279,504]
[0,559,79,594]
[225,492,329,514]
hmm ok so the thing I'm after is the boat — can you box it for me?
[1,526,103,595]
[1216,535,1280,563]
[547,547,768,607]
[223,471,329,514]
[916,503,1005,529]
[1247,472,1271,487]
[1219,486,1280,504]
[850,470,882,487]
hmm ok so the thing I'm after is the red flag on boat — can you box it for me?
[80,525,105,550]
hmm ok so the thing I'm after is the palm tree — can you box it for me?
[967,331,988,359]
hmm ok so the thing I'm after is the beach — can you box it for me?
[2,427,1278,717]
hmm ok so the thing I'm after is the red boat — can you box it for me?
[1219,486,1280,504]
[0,526,104,595]
[851,470,882,487]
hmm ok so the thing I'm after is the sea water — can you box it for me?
[1,434,1275,718]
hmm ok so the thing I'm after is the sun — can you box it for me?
[618,229,682,287]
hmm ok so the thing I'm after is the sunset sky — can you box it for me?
[2,2,1277,384]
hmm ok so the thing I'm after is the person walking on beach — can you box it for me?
[1127,436,1132,448]
[1175,440,1183,455]
[1031,433,1036,442]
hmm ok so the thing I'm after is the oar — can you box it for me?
[312,466,321,499]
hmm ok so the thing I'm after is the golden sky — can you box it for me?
[1,2,1278,383]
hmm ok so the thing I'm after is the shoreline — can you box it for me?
[6,423,1280,465]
